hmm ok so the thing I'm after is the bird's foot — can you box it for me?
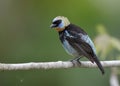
[70,57,81,67]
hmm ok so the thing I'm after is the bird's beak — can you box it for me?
[50,24,56,28]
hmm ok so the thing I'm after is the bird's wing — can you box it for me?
[65,30,96,62]
[64,30,105,74]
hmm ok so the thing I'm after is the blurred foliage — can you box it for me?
[0,0,120,86]
[95,24,120,60]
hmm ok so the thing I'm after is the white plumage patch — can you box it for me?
[79,33,96,54]
[65,30,74,38]
[62,40,79,57]
[62,31,79,57]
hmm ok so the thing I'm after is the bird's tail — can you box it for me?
[93,55,105,75]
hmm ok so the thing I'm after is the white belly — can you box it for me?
[62,40,79,57]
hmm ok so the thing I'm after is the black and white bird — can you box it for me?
[50,16,105,74]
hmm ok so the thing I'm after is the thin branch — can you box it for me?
[110,67,120,86]
[0,60,120,71]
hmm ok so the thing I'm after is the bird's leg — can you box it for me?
[70,57,81,67]
[70,57,81,64]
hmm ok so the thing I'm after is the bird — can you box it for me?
[50,16,105,74]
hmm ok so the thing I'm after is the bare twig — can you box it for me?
[0,60,120,71]
[110,67,120,86]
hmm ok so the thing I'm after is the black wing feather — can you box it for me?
[65,34,95,62]
[65,30,105,74]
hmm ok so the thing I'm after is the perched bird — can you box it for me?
[50,16,105,74]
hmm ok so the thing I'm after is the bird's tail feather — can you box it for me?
[93,55,105,74]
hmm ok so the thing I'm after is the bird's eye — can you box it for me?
[53,20,62,25]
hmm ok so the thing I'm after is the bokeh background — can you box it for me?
[0,0,120,86]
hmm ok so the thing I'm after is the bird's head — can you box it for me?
[50,16,70,32]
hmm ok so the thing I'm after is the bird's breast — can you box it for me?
[62,39,79,57]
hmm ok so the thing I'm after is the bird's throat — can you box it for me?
[55,28,65,32]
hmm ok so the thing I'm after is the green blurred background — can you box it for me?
[0,0,120,86]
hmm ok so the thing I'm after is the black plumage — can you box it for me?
[59,24,104,74]
[50,16,105,74]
